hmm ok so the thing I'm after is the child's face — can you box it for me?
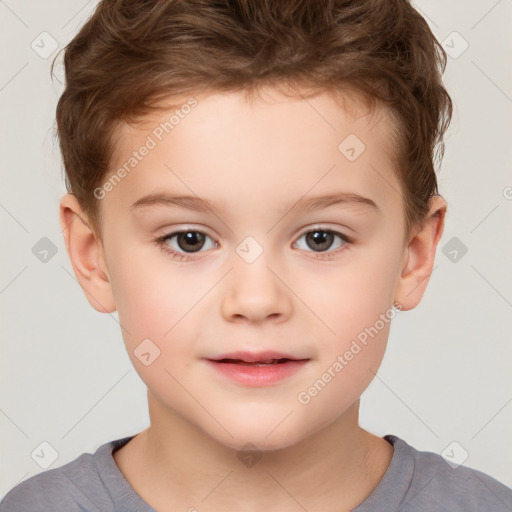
[83,88,421,450]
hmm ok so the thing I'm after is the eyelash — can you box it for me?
[155,227,352,262]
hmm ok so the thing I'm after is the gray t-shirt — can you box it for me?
[1,434,511,511]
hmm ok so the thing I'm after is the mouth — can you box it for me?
[212,358,301,366]
[207,350,309,364]
[204,352,310,386]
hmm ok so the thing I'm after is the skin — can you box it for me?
[60,86,446,512]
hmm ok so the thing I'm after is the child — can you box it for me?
[1,0,510,510]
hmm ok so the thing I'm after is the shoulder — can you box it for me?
[391,436,512,511]
[0,439,127,512]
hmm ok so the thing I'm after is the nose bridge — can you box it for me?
[220,238,292,322]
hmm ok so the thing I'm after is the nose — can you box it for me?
[220,251,293,324]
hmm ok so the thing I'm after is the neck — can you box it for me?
[114,394,393,512]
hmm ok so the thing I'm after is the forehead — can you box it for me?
[102,87,403,223]
[126,85,398,150]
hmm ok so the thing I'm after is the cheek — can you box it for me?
[108,259,197,395]
[106,246,183,351]
[106,247,212,384]
[294,243,401,393]
[108,242,188,325]
[301,250,400,344]
[295,273,396,419]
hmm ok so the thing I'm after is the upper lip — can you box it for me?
[207,350,309,363]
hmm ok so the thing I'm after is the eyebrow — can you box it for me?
[130,191,379,216]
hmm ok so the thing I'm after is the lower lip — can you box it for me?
[204,359,309,386]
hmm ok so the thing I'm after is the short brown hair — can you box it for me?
[52,0,452,238]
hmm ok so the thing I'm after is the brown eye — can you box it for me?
[294,228,349,253]
[305,230,335,252]
[174,231,206,253]
[157,230,217,257]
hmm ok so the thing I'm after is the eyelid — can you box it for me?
[158,228,216,242]
[294,224,353,242]
[155,225,217,243]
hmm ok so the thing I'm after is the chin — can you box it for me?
[206,418,307,453]
[223,434,300,454]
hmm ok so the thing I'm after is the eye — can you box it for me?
[155,227,351,262]
[156,229,217,260]
[293,227,351,258]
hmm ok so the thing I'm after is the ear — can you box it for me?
[59,194,116,313]
[394,195,447,311]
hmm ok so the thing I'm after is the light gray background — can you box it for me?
[1,0,511,499]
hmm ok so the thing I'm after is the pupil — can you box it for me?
[178,232,204,252]
[307,230,333,252]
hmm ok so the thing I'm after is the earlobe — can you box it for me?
[59,194,116,313]
[394,196,447,311]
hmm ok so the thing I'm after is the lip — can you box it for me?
[207,350,306,363]
[204,351,310,387]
